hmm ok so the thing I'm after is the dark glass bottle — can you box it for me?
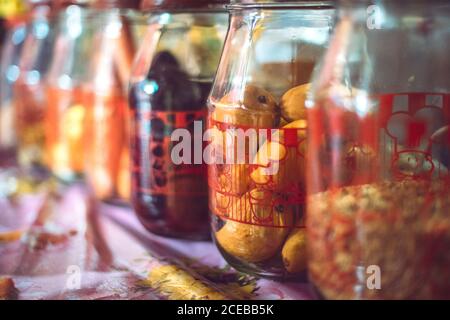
[129,1,228,240]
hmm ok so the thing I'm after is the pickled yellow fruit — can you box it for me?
[90,166,115,200]
[209,127,249,196]
[280,83,310,122]
[282,228,307,273]
[212,85,279,128]
[52,104,85,173]
[218,164,249,196]
[211,191,235,215]
[279,117,290,127]
[250,119,307,190]
[117,147,131,200]
[211,85,279,195]
[215,189,292,263]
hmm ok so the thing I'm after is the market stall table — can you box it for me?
[0,183,314,300]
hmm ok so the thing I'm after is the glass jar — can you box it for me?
[208,1,334,278]
[306,0,450,299]
[14,0,57,173]
[82,0,144,203]
[14,0,56,171]
[44,2,91,182]
[0,16,27,168]
[129,0,228,239]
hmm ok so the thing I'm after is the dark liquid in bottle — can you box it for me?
[129,51,211,240]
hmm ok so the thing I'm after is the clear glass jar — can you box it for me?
[44,3,92,182]
[129,0,228,240]
[14,0,57,172]
[306,0,450,299]
[82,1,144,204]
[208,1,334,278]
[0,16,27,168]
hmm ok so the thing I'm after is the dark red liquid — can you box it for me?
[128,51,211,240]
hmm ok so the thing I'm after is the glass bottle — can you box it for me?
[82,0,144,203]
[44,1,91,182]
[207,0,334,278]
[0,15,27,168]
[306,0,450,299]
[14,0,57,173]
[129,0,229,239]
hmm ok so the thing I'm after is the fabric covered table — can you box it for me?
[0,183,315,300]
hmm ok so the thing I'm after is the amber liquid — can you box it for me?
[128,51,211,240]
[45,86,85,181]
[83,89,130,202]
[14,81,46,170]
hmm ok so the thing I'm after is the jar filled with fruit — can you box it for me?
[14,0,58,173]
[82,0,144,203]
[306,0,450,299]
[129,0,229,239]
[208,0,334,278]
[44,1,91,182]
[0,15,27,168]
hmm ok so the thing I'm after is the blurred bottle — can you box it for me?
[306,0,449,299]
[0,15,27,168]
[13,0,58,174]
[129,0,228,239]
[44,1,91,182]
[82,0,143,203]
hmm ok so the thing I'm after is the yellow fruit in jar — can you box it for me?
[210,85,279,196]
[281,228,307,273]
[279,118,290,127]
[212,85,279,128]
[90,166,115,200]
[63,104,85,139]
[215,189,292,263]
[211,191,233,215]
[209,128,249,195]
[218,164,249,196]
[117,147,131,201]
[280,83,310,122]
[250,119,307,190]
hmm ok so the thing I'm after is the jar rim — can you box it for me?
[228,0,334,10]
[140,0,228,13]
[90,0,140,10]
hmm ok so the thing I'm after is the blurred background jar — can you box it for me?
[82,0,145,204]
[129,0,228,239]
[13,0,58,174]
[208,0,334,278]
[44,0,91,182]
[0,12,26,169]
[306,0,449,299]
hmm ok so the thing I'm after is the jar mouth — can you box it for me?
[140,0,228,13]
[228,1,334,10]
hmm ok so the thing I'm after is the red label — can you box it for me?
[208,117,306,228]
[132,109,207,196]
[380,92,450,180]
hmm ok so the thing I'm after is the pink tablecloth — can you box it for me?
[0,184,315,300]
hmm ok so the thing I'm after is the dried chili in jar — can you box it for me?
[307,0,450,299]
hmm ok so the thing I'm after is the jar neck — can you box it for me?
[228,1,334,11]
[28,4,53,21]
[149,11,228,27]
